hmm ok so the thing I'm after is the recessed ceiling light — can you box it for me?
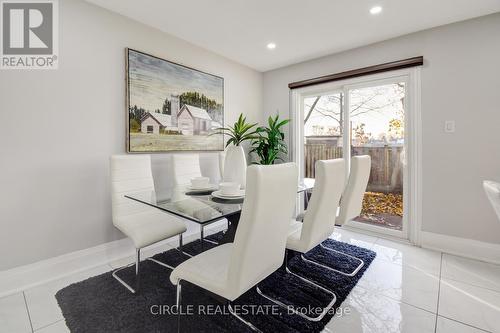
[267,42,276,50]
[370,6,382,15]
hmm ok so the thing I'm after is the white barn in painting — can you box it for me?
[140,112,172,135]
[177,104,212,135]
[140,95,213,135]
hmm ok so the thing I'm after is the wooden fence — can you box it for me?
[304,144,404,193]
[304,144,343,178]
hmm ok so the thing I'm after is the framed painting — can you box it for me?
[126,48,224,152]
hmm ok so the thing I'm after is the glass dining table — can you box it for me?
[125,178,315,247]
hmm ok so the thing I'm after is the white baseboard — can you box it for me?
[421,231,500,265]
[0,220,226,298]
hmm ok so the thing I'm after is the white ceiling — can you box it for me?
[86,0,500,72]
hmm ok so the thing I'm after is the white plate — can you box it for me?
[211,190,245,200]
[187,184,218,191]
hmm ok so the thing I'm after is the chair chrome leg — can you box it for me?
[199,224,220,247]
[228,302,262,332]
[255,250,337,322]
[256,281,336,322]
[135,248,141,292]
[176,281,182,308]
[146,257,175,270]
[199,223,221,246]
[176,234,193,257]
[176,280,182,333]
[113,247,180,293]
[201,221,221,245]
[112,248,141,294]
[112,262,137,293]
[204,238,219,245]
[135,248,140,274]
[300,242,365,277]
[176,278,260,332]
[200,225,204,250]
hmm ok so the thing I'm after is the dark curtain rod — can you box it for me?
[288,56,423,89]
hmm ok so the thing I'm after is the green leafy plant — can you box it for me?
[250,115,290,165]
[212,113,261,147]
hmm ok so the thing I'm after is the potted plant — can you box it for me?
[212,114,261,188]
[250,115,290,165]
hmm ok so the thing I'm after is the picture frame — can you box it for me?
[125,48,224,152]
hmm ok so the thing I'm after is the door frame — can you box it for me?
[289,67,422,244]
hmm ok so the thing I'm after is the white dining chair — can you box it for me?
[170,163,298,331]
[257,159,345,322]
[296,155,371,224]
[484,180,500,222]
[336,155,371,226]
[293,159,364,273]
[285,155,369,279]
[171,153,224,245]
[172,154,203,186]
[110,155,187,293]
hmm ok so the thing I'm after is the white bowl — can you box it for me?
[219,182,241,196]
[191,177,210,189]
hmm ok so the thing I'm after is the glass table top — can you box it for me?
[125,178,315,224]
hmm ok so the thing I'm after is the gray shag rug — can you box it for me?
[56,231,376,332]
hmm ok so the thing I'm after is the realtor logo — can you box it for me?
[1,0,58,69]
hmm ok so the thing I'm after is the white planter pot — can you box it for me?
[223,145,247,189]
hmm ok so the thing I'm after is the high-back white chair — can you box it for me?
[170,163,298,330]
[172,153,227,246]
[287,159,364,281]
[336,155,371,225]
[172,154,202,186]
[229,163,298,292]
[484,181,500,222]
[288,159,345,253]
[111,155,187,293]
[258,159,345,322]
[111,155,156,223]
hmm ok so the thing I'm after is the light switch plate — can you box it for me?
[444,120,455,133]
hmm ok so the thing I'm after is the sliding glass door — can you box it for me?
[348,82,405,232]
[292,70,418,239]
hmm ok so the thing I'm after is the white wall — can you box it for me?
[0,0,263,270]
[263,13,500,244]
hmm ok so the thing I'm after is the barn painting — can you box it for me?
[126,48,224,152]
